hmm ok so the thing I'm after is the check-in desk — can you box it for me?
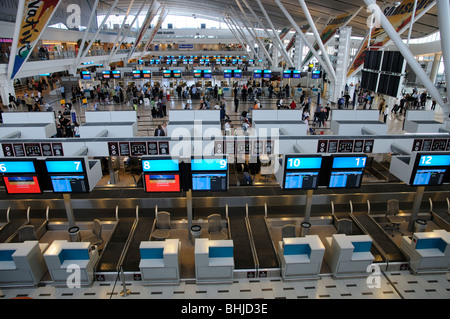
[403,110,443,133]
[324,234,374,278]
[278,236,325,280]
[330,110,387,135]
[139,239,181,284]
[44,240,99,286]
[79,111,138,138]
[252,110,308,136]
[400,230,450,274]
[195,238,234,282]
[0,112,57,138]
[0,241,48,287]
[167,110,221,137]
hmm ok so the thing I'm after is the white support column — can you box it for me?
[430,52,442,86]
[77,0,120,68]
[73,0,101,73]
[274,0,335,81]
[0,75,15,108]
[255,0,294,68]
[232,1,273,65]
[437,0,450,104]
[242,0,293,67]
[108,0,137,63]
[298,0,336,81]
[293,35,303,67]
[114,0,149,63]
[333,27,352,103]
[224,17,248,54]
[363,0,449,126]
[228,13,258,59]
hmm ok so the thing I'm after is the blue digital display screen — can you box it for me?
[142,159,179,172]
[224,70,232,78]
[45,160,84,173]
[0,161,36,173]
[263,70,271,78]
[233,70,242,78]
[328,171,363,188]
[253,70,262,78]
[203,70,212,78]
[192,173,227,191]
[312,71,321,79]
[332,156,367,169]
[418,155,450,167]
[284,171,319,189]
[283,70,291,78]
[50,175,87,193]
[292,70,301,78]
[285,157,322,170]
[191,158,228,171]
[412,169,446,186]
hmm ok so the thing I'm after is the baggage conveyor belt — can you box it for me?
[248,216,278,269]
[351,213,407,262]
[97,217,135,272]
[122,217,154,272]
[228,209,255,270]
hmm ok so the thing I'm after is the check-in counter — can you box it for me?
[330,110,387,135]
[0,112,57,138]
[79,111,138,138]
[403,110,443,133]
[324,234,374,278]
[278,236,325,280]
[0,241,48,287]
[167,110,221,137]
[195,238,234,282]
[400,229,450,274]
[44,240,99,286]
[139,239,181,284]
[252,109,307,136]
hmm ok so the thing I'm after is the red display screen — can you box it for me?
[3,176,41,194]
[145,174,180,192]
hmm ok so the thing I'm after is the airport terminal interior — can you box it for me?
[0,0,449,302]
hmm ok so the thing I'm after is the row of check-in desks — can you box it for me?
[0,184,450,287]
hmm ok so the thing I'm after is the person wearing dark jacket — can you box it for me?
[154,125,165,136]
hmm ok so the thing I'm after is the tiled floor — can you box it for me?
[0,270,449,299]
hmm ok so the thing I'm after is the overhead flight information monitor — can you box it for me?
[410,153,450,186]
[191,157,228,191]
[328,155,367,189]
[142,157,181,192]
[45,158,89,193]
[0,159,41,194]
[283,155,322,190]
